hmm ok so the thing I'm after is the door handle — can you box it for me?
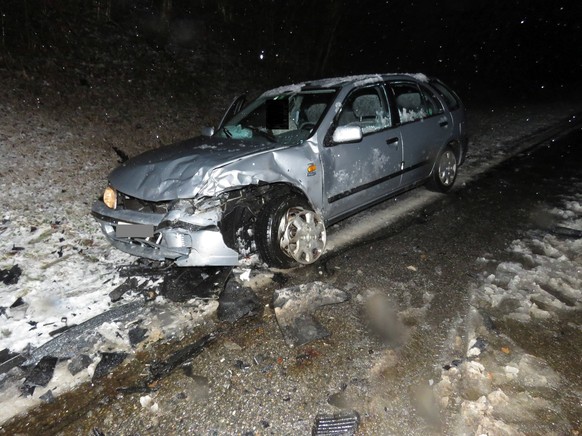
[439,119,449,127]
[386,137,399,146]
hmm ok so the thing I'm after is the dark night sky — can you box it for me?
[1,0,581,99]
[304,1,582,96]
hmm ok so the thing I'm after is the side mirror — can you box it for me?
[201,126,215,137]
[332,125,363,144]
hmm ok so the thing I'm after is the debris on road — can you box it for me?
[0,265,22,285]
[21,356,58,396]
[22,300,144,367]
[68,354,93,376]
[160,266,232,302]
[128,326,148,347]
[0,348,26,374]
[273,282,350,347]
[109,278,139,302]
[148,333,217,383]
[312,411,360,435]
[217,279,261,323]
[92,352,128,381]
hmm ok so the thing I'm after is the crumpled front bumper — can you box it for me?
[91,200,238,266]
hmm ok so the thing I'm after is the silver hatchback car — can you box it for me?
[92,73,467,268]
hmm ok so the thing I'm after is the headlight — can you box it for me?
[103,186,117,209]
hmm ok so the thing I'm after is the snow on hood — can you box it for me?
[108,136,277,201]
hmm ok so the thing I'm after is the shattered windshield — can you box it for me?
[217,88,337,145]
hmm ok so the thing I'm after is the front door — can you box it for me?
[322,85,403,221]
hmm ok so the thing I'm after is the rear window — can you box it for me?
[430,80,461,111]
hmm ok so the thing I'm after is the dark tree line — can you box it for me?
[0,0,350,80]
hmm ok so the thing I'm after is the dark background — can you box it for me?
[1,0,581,104]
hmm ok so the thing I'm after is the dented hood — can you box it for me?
[108,136,277,201]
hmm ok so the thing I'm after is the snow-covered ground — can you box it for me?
[437,179,582,434]
[1,87,581,427]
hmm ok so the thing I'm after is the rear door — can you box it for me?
[387,81,451,187]
[321,84,403,221]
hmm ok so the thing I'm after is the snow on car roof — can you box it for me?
[261,73,429,97]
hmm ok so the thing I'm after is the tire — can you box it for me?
[429,146,458,192]
[255,195,326,268]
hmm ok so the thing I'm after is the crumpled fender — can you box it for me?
[198,139,324,211]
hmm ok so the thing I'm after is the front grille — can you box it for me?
[118,193,171,214]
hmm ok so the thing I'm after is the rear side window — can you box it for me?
[389,82,441,124]
[430,80,461,111]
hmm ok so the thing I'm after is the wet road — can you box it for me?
[2,126,581,434]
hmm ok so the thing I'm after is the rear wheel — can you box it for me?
[429,146,458,192]
[256,195,326,268]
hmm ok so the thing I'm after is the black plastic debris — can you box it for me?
[478,309,497,332]
[24,300,144,367]
[217,280,261,323]
[49,324,77,337]
[443,359,464,371]
[160,266,232,302]
[234,359,251,370]
[22,356,59,396]
[11,244,24,252]
[312,411,360,435]
[552,225,582,238]
[10,296,25,308]
[128,326,148,347]
[1,265,22,285]
[118,259,169,278]
[68,354,93,376]
[273,282,350,347]
[148,333,217,382]
[469,338,487,354]
[0,348,26,374]
[116,385,155,395]
[92,352,127,381]
[39,389,55,403]
[109,277,138,302]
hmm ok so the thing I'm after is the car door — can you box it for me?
[387,81,451,187]
[321,84,403,221]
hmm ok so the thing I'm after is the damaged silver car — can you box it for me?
[92,73,467,268]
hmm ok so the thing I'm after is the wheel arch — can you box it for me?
[430,140,461,176]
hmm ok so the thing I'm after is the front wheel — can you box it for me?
[255,195,326,268]
[429,146,458,192]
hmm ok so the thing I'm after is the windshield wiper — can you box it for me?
[222,127,232,138]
